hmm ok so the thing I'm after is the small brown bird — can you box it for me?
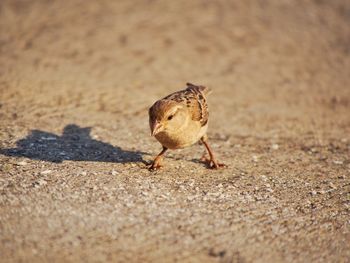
[148,83,225,170]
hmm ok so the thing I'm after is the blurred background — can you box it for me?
[1,0,349,138]
[0,0,349,262]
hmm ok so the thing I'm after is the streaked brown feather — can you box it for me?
[163,83,209,126]
[149,99,177,122]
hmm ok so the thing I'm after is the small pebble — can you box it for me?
[333,160,343,165]
[38,179,47,186]
[187,196,195,201]
[16,161,27,166]
[40,170,52,175]
[41,136,56,141]
[271,144,279,150]
[329,182,337,189]
[310,148,318,153]
[111,170,118,176]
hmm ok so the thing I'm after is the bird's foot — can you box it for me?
[200,155,226,169]
[148,159,163,171]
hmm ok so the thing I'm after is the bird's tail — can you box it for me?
[186,82,212,96]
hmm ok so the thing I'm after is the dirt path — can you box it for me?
[0,0,349,262]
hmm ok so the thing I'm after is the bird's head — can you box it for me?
[149,99,188,136]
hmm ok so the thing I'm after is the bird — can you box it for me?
[148,82,225,170]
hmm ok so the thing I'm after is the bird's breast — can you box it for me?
[155,123,208,149]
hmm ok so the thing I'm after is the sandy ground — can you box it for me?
[0,0,350,262]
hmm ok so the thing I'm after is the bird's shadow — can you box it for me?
[0,124,147,164]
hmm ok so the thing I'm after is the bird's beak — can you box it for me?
[151,121,163,136]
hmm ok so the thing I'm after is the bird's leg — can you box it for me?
[149,146,168,170]
[200,136,226,169]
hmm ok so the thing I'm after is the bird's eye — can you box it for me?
[167,115,173,121]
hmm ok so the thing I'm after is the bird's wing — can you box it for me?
[163,83,209,126]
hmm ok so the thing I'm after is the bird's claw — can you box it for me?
[201,155,226,169]
[209,161,226,169]
[148,161,162,171]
